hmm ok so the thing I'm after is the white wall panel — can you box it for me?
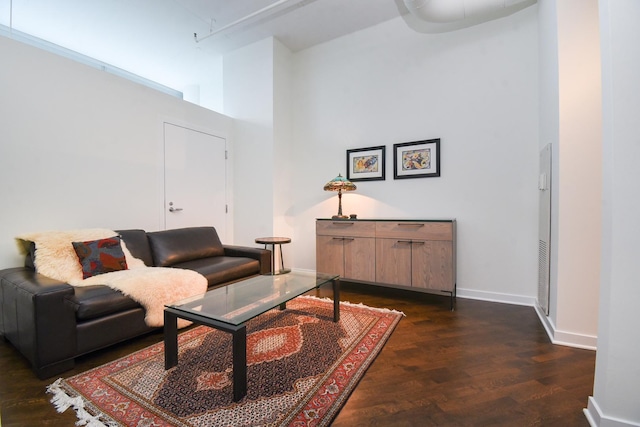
[587,0,640,424]
[0,35,231,268]
[223,38,275,247]
[290,9,539,299]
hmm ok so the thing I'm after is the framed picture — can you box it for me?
[346,145,386,181]
[393,139,440,179]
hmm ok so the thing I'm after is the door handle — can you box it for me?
[168,202,183,212]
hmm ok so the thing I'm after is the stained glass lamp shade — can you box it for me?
[323,173,356,219]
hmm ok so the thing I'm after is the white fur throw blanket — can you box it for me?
[16,229,207,328]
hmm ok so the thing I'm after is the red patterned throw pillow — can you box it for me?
[72,236,128,279]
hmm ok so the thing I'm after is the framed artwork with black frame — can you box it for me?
[393,139,440,179]
[346,145,386,182]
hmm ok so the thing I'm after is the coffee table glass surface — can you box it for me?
[164,270,340,402]
[166,270,339,326]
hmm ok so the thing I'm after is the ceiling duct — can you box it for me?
[403,0,535,23]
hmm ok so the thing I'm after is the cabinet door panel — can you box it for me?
[316,235,345,277]
[412,241,454,291]
[344,237,376,282]
[376,238,412,286]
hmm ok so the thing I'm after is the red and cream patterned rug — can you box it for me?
[47,296,403,426]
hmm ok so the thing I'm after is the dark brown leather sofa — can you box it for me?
[0,226,271,379]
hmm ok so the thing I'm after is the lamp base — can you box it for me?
[331,215,350,220]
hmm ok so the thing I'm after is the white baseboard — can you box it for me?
[456,287,536,306]
[328,282,597,350]
[585,396,640,427]
[533,305,597,350]
[456,287,597,350]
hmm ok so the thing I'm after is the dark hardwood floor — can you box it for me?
[0,283,595,426]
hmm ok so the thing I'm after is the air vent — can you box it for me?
[538,239,549,315]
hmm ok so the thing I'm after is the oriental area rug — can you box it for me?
[47,296,403,427]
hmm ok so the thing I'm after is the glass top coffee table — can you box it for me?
[163,270,340,402]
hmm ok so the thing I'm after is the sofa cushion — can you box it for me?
[117,229,154,266]
[72,237,128,279]
[147,227,224,267]
[172,256,260,287]
[66,285,140,321]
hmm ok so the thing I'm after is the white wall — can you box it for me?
[537,0,561,325]
[289,8,540,302]
[0,35,232,269]
[223,37,295,261]
[586,1,640,425]
[536,0,602,350]
[272,39,295,262]
[556,0,602,346]
[223,38,276,247]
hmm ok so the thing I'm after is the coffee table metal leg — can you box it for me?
[164,310,178,369]
[232,325,247,402]
[332,278,340,322]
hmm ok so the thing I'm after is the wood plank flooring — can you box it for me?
[0,282,595,426]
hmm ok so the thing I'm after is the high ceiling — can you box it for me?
[1,0,407,98]
[180,0,406,54]
[1,0,535,107]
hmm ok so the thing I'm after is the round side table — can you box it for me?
[255,237,291,275]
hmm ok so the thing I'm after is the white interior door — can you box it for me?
[164,122,227,239]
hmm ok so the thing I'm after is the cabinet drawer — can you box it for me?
[375,221,453,241]
[316,220,376,237]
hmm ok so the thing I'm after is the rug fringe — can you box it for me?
[47,378,113,427]
[299,294,406,317]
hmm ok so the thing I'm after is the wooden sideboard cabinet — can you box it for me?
[316,220,376,282]
[316,219,456,308]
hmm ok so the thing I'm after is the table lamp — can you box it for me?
[323,173,357,219]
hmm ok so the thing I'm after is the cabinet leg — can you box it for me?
[449,283,457,311]
[442,287,456,311]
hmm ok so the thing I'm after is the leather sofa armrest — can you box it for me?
[223,245,272,275]
[0,267,77,378]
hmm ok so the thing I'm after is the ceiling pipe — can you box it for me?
[195,0,295,43]
[403,0,534,23]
